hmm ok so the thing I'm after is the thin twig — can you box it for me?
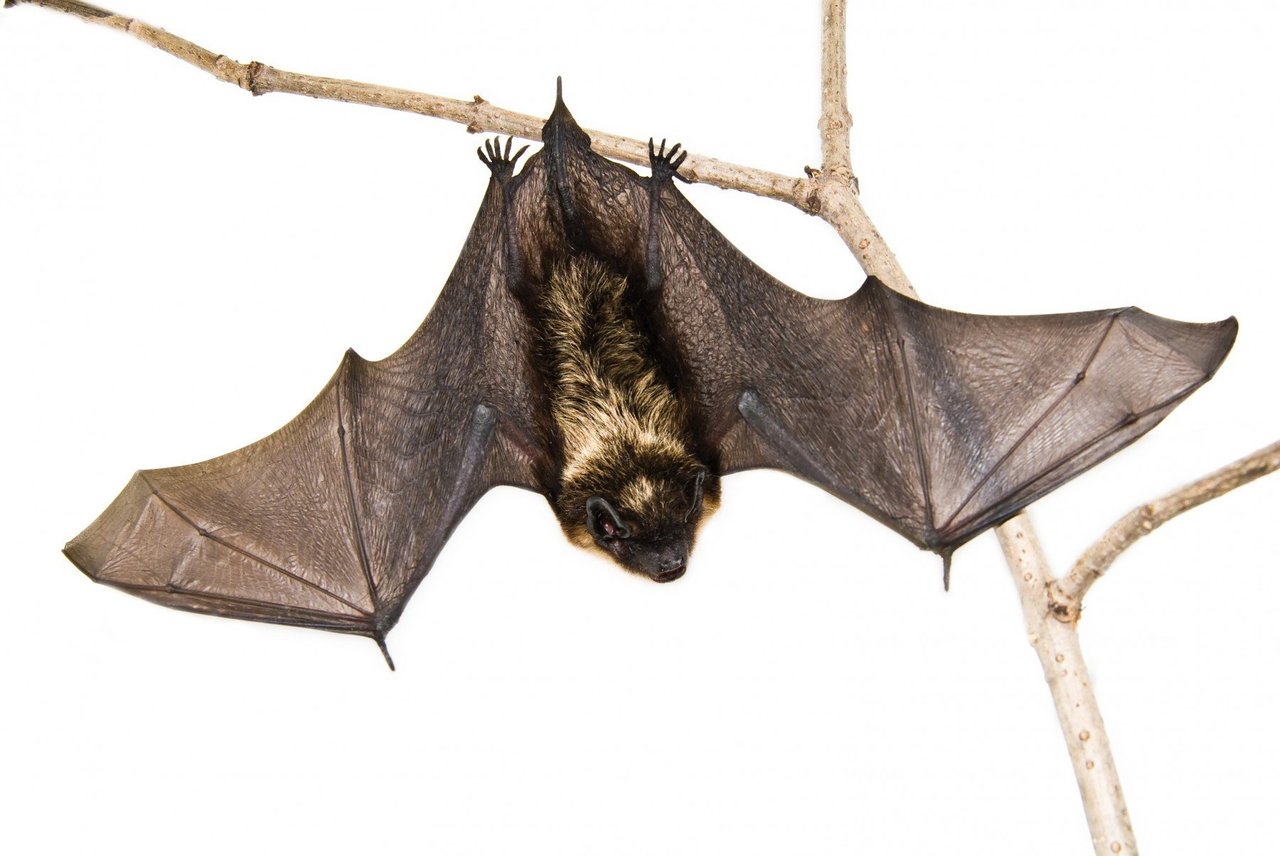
[1054,439,1280,619]
[811,0,913,297]
[818,0,853,183]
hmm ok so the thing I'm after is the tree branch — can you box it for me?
[999,516,1137,854]
[6,0,805,206]
[1054,439,1280,619]
[5,0,920,291]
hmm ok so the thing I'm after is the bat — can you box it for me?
[64,89,1237,668]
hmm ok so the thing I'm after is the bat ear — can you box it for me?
[586,496,629,541]
[684,469,707,522]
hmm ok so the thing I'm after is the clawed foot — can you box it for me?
[648,138,691,184]
[477,136,529,181]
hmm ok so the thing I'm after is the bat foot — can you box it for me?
[648,137,691,184]
[477,135,530,181]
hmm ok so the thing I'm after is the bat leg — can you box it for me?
[477,135,531,299]
[644,137,691,292]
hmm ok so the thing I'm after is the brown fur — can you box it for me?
[536,255,719,555]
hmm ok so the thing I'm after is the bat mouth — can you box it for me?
[648,563,687,583]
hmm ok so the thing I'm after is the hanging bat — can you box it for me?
[64,90,1237,668]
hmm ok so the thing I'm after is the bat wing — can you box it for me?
[65,157,553,663]
[720,280,1238,554]
[541,101,1237,559]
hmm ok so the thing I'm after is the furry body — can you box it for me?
[535,254,719,574]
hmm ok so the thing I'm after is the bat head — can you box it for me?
[559,457,720,582]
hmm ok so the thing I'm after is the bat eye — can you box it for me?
[586,496,630,541]
[684,470,707,522]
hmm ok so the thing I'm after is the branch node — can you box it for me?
[245,60,273,95]
[801,184,822,215]
[1048,585,1081,624]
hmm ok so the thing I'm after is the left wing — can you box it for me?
[65,147,555,664]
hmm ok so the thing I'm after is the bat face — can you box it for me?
[575,468,718,582]
[588,493,693,582]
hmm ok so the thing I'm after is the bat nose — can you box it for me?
[650,564,686,583]
[649,554,687,583]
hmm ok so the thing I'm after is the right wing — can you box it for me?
[532,99,1236,563]
[65,156,553,664]
[643,171,1237,556]
[721,279,1238,553]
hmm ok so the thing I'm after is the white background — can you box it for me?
[1,2,1277,854]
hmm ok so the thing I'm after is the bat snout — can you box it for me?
[649,559,687,584]
[644,546,689,583]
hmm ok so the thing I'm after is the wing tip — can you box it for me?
[1119,306,1239,376]
[1211,314,1239,374]
[62,469,157,583]
[62,539,100,582]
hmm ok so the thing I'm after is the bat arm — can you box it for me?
[440,403,499,532]
[385,402,502,630]
[736,389,822,478]
[365,401,515,669]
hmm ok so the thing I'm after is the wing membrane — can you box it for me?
[66,167,553,653]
